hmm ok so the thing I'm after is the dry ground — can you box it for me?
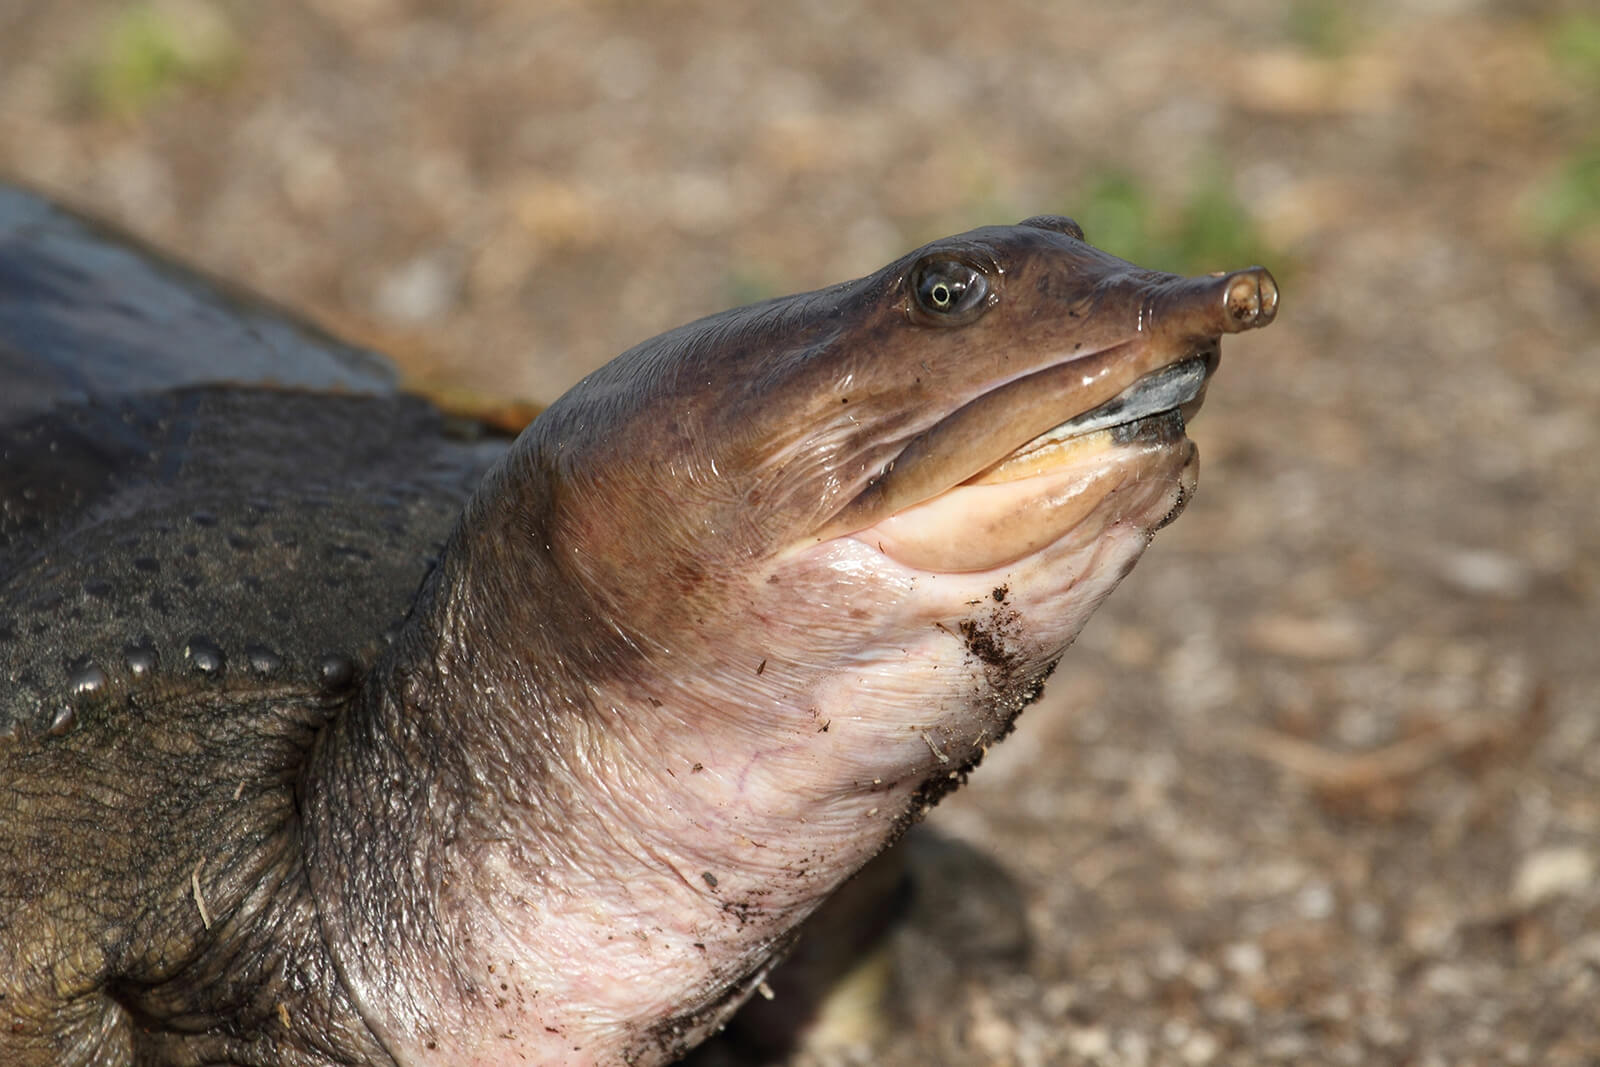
[3,1,1598,1063]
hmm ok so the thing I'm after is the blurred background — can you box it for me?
[2,1,1597,1064]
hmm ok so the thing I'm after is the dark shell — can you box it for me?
[0,184,396,424]
[0,184,506,744]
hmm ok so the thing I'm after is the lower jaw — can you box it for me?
[855,416,1195,573]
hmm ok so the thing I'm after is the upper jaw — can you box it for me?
[1048,346,1217,441]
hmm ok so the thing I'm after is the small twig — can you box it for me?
[1237,718,1496,790]
[192,861,212,930]
[1236,687,1549,805]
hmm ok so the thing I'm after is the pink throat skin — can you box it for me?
[367,437,1195,1067]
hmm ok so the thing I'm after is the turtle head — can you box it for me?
[497,215,1276,740]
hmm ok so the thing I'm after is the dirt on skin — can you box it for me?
[3,1,1598,1064]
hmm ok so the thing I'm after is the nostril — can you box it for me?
[1224,268,1278,329]
[1258,271,1280,322]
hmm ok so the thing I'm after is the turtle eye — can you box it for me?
[910,257,991,323]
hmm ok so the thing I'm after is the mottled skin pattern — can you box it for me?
[0,187,1276,1065]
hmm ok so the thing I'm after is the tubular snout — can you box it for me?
[1152,267,1279,338]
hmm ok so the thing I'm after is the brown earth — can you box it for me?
[3,1,1597,1064]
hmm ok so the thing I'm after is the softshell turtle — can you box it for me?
[0,183,1278,1066]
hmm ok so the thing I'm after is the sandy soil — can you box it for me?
[3,1,1597,1063]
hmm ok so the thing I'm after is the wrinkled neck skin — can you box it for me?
[301,422,1187,1066]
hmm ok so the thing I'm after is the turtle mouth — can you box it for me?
[966,352,1213,486]
[815,344,1217,543]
